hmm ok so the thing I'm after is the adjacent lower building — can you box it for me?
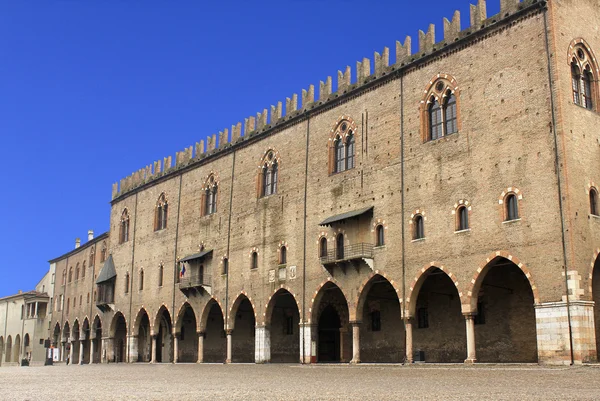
[48,0,600,366]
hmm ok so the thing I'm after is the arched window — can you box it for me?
[457,206,469,231]
[139,269,144,291]
[329,118,357,174]
[336,233,344,260]
[124,273,129,294]
[62,269,66,286]
[66,298,70,314]
[86,293,90,304]
[280,246,287,265]
[376,225,385,246]
[570,42,598,111]
[202,175,218,216]
[422,77,460,142]
[414,215,424,240]
[505,194,519,221]
[251,252,258,270]
[319,237,328,258]
[222,258,229,275]
[82,262,86,279]
[259,151,279,197]
[75,264,80,281]
[89,248,95,267]
[119,209,130,244]
[158,265,164,287]
[68,267,73,283]
[590,188,598,216]
[100,243,107,263]
[155,193,168,231]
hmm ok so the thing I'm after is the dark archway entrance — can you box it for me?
[593,256,600,362]
[314,282,350,363]
[231,297,255,363]
[92,316,102,363]
[176,304,198,363]
[111,313,127,363]
[5,336,12,363]
[474,257,537,363]
[266,289,300,363]
[412,268,465,362]
[136,310,151,362]
[202,301,226,363]
[358,275,404,362]
[156,308,173,363]
[0,336,4,366]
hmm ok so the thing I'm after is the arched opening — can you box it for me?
[156,308,173,363]
[201,301,226,362]
[412,267,465,362]
[92,316,102,363]
[473,257,537,362]
[23,334,30,359]
[376,225,385,246]
[52,323,61,348]
[5,336,12,363]
[110,313,127,363]
[319,237,328,258]
[314,282,350,363]
[72,320,80,364]
[358,275,404,362]
[505,194,519,221]
[62,322,70,363]
[591,256,600,361]
[265,289,300,362]
[230,296,255,363]
[336,234,344,260]
[81,319,90,364]
[135,310,151,362]
[13,335,21,363]
[0,337,3,366]
[590,189,598,216]
[176,303,198,363]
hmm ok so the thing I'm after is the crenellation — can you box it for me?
[500,0,521,16]
[244,116,256,135]
[207,134,217,151]
[286,94,298,115]
[232,122,242,142]
[356,58,371,84]
[419,24,435,53]
[374,48,389,76]
[337,66,351,92]
[112,182,119,199]
[470,0,487,28]
[302,85,315,109]
[396,37,412,65]
[219,129,230,148]
[444,11,461,42]
[320,77,332,100]
[256,110,268,130]
[154,160,162,175]
[163,155,172,171]
[270,102,282,122]
[195,140,205,157]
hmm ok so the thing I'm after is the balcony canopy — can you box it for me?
[180,249,213,263]
[319,206,373,227]
[96,255,116,284]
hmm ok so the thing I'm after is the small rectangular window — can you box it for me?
[371,310,381,332]
[285,316,294,335]
[417,307,429,329]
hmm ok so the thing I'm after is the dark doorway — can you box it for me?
[318,305,341,362]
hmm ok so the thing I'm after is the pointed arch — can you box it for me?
[263,286,302,326]
[257,149,281,198]
[568,38,600,111]
[109,312,127,338]
[406,262,464,317]
[354,271,402,322]
[133,308,150,335]
[307,278,350,324]
[175,302,198,333]
[152,305,172,334]
[201,172,220,216]
[199,298,225,332]
[119,208,130,244]
[420,73,461,142]
[328,116,358,175]
[228,292,257,329]
[154,192,168,231]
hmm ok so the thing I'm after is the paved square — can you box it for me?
[1,364,599,400]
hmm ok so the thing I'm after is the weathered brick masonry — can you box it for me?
[46,0,600,366]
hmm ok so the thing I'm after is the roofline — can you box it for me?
[48,231,110,264]
[110,0,546,204]
[0,291,49,303]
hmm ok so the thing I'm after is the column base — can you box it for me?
[225,359,232,364]
[349,359,360,364]
[464,358,477,364]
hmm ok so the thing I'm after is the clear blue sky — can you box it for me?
[0,0,501,297]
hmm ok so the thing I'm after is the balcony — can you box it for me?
[319,243,374,274]
[179,273,212,295]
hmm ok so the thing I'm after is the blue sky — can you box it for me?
[0,0,501,297]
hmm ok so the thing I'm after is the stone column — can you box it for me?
[196,331,204,363]
[101,337,110,363]
[69,340,74,365]
[60,343,65,362]
[78,341,84,365]
[90,338,95,364]
[128,335,138,363]
[404,318,414,364]
[464,314,477,364]
[173,331,179,364]
[339,327,347,363]
[151,334,157,363]
[34,302,38,319]
[225,329,233,364]
[255,325,271,364]
[299,323,315,363]
[350,321,361,364]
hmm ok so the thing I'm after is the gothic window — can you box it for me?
[591,188,598,216]
[222,258,229,275]
[68,267,73,283]
[279,246,287,265]
[82,262,86,279]
[202,175,218,216]
[75,264,80,281]
[258,151,279,198]
[376,225,385,246]
[329,118,357,174]
[158,265,164,287]
[319,237,328,258]
[124,273,129,294]
[569,41,598,111]
[251,252,258,270]
[413,215,424,240]
[505,194,519,221]
[154,193,168,231]
[139,269,144,291]
[100,242,107,263]
[89,248,95,267]
[417,307,429,329]
[62,270,66,286]
[457,206,469,231]
[422,76,460,142]
[336,233,344,260]
[119,209,130,244]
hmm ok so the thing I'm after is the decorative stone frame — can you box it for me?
[219,255,229,276]
[200,172,220,217]
[499,187,523,222]
[420,74,461,143]
[277,241,288,265]
[371,218,388,247]
[154,192,169,231]
[328,115,358,175]
[568,38,600,112]
[317,232,329,259]
[249,247,260,270]
[256,148,282,198]
[409,209,426,241]
[227,291,258,330]
[452,200,472,232]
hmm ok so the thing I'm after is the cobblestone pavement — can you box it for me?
[1,363,599,400]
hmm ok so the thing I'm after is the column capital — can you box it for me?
[197,330,205,337]
[226,329,234,336]
[463,313,476,319]
[349,320,362,326]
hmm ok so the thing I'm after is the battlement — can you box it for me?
[112,0,541,201]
